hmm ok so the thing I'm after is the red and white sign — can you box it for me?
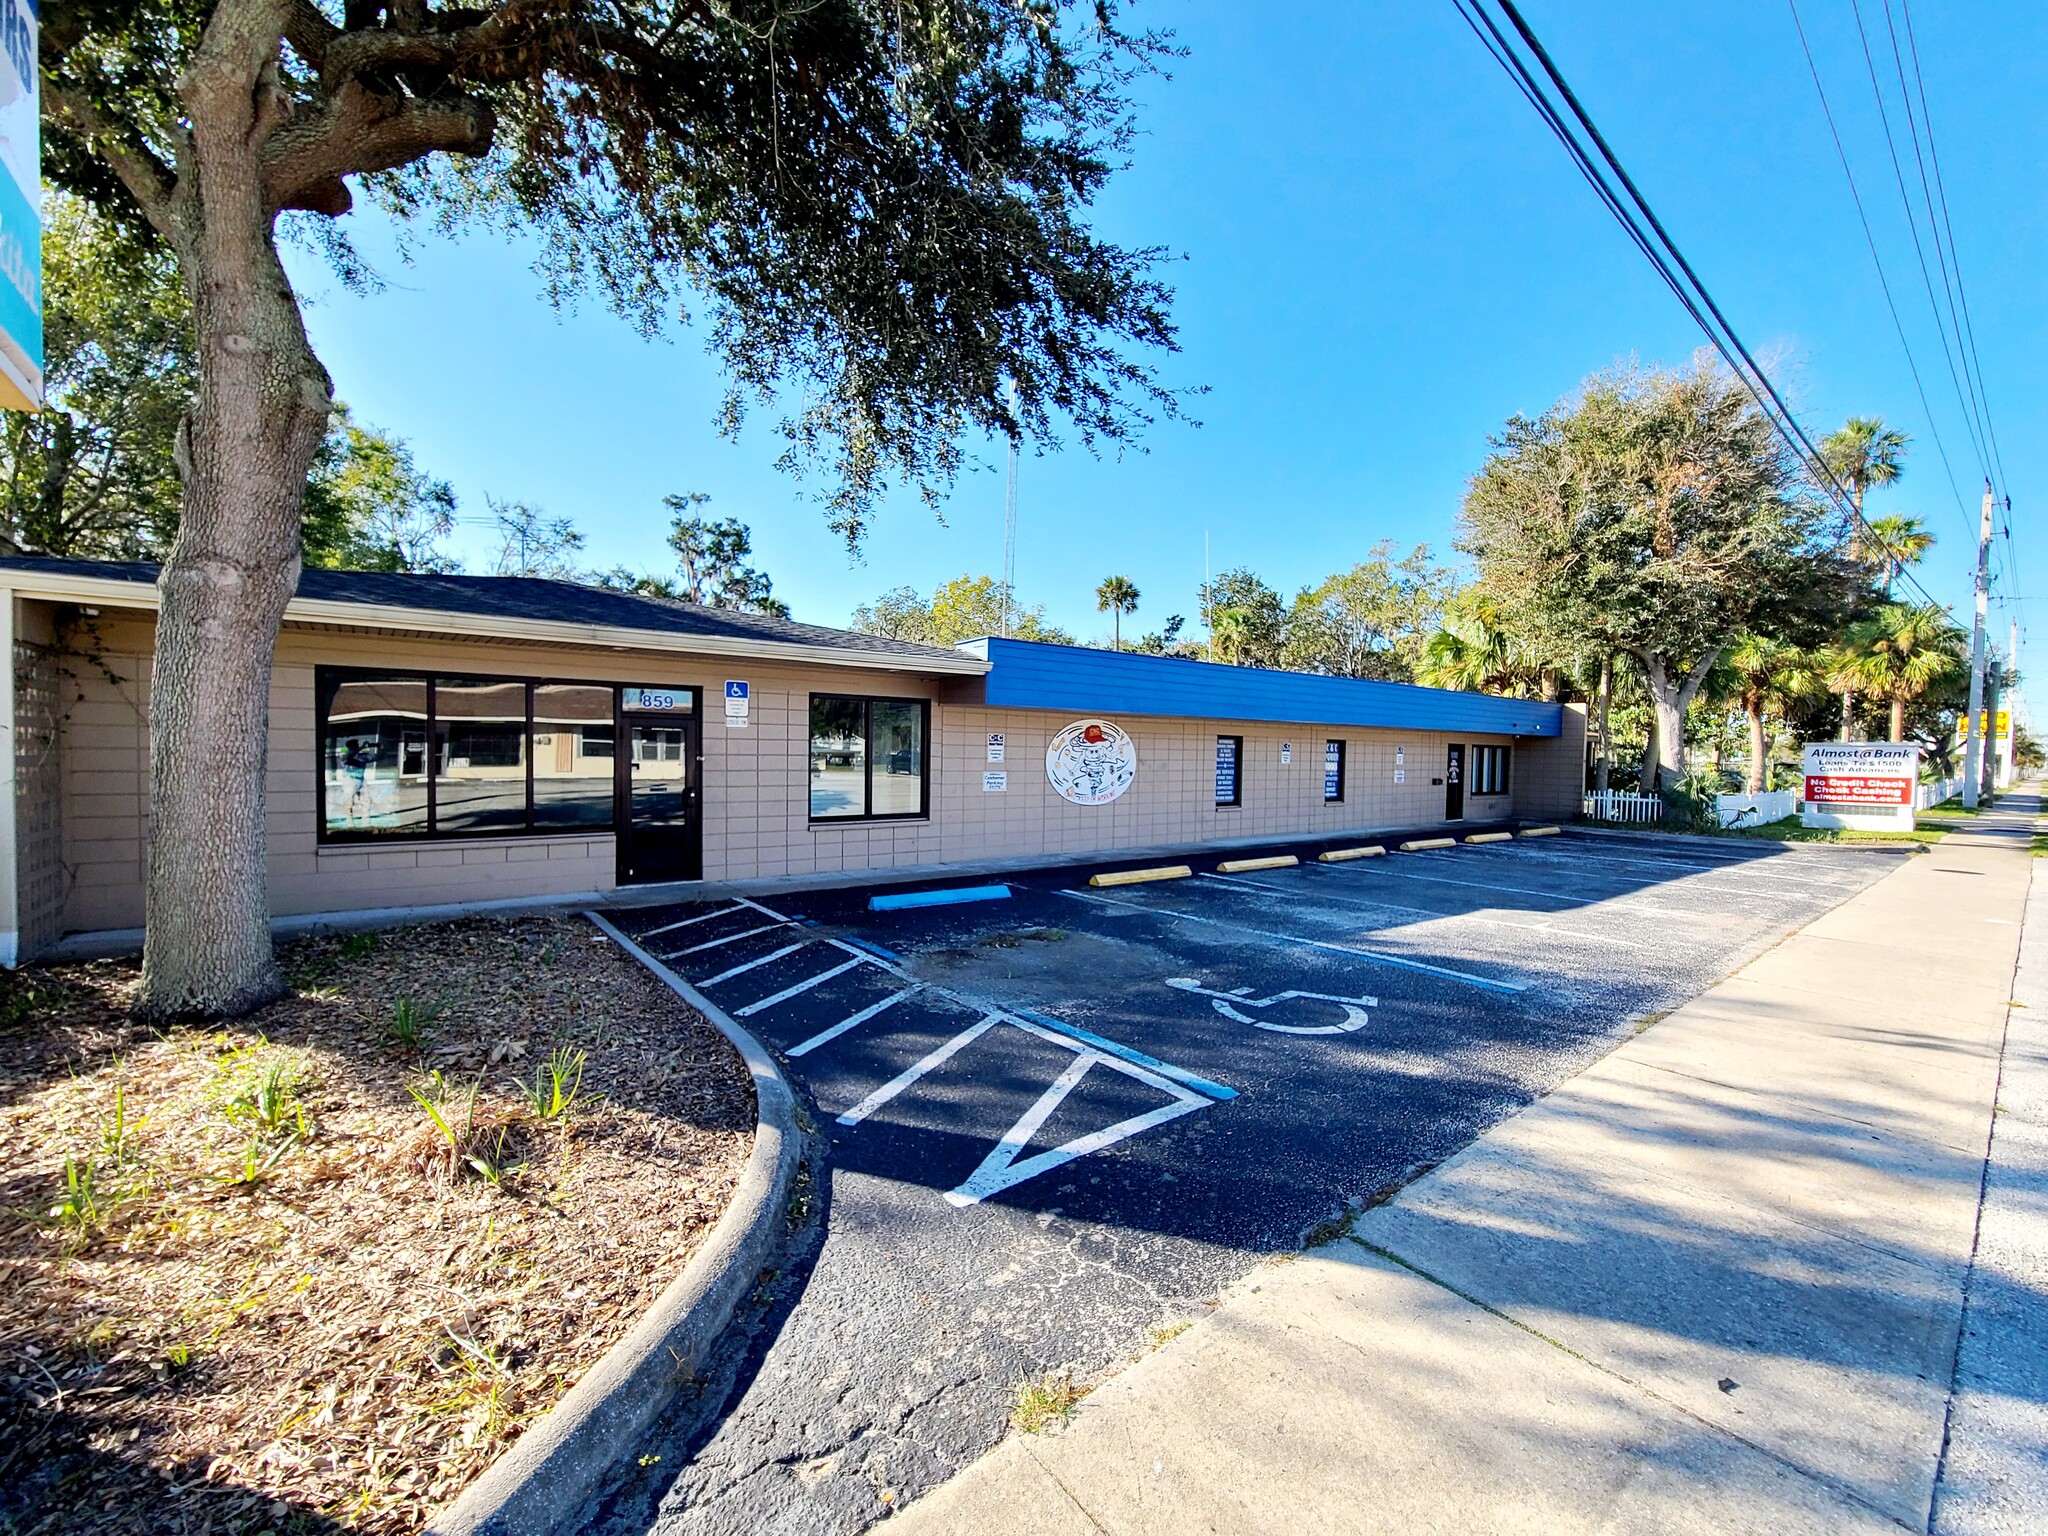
[1803,773,1912,807]
[1801,743,1920,830]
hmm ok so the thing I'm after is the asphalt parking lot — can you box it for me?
[584,828,1917,1536]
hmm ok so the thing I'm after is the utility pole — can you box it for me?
[1000,381,1019,640]
[1963,479,1994,808]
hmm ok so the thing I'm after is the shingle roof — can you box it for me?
[0,556,971,668]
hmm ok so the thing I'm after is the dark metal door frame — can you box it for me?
[615,691,704,884]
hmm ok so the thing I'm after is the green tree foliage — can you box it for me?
[851,575,1073,647]
[1862,513,1934,595]
[1201,568,1287,667]
[1718,634,1823,792]
[1844,602,1967,744]
[1819,416,1908,522]
[47,0,1184,1018]
[1095,574,1140,651]
[1131,614,1195,656]
[0,194,189,556]
[1458,356,1855,788]
[1283,542,1455,681]
[300,408,459,572]
[596,495,787,615]
[1415,591,1548,696]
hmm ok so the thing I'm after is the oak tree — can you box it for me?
[44,0,1181,1017]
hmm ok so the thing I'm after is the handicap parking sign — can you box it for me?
[724,679,750,727]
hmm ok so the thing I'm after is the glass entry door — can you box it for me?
[619,711,701,883]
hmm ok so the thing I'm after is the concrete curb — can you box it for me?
[425,910,804,1536]
[1568,822,1931,854]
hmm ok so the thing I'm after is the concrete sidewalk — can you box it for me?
[889,797,2040,1536]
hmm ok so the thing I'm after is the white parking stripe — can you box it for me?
[836,1014,1002,1125]
[699,941,811,988]
[1470,843,1846,889]
[1197,872,1646,950]
[788,986,921,1057]
[638,904,745,940]
[666,921,784,957]
[736,956,870,1018]
[1333,861,1703,917]
[1059,887,1527,994]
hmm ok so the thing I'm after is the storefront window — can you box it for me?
[321,674,429,835]
[534,684,617,829]
[317,669,620,841]
[810,695,928,820]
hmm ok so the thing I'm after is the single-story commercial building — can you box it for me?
[1,556,1585,964]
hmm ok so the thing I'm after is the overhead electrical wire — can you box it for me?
[1785,0,1975,547]
[1846,0,1994,488]
[1450,0,1950,616]
[1898,0,2010,496]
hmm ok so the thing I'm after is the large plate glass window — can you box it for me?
[317,668,620,841]
[534,683,617,829]
[434,678,529,834]
[810,695,928,820]
[321,673,429,835]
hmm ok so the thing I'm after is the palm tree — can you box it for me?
[1095,574,1140,652]
[1862,513,1934,594]
[1821,637,1867,742]
[1850,602,1966,743]
[1721,634,1822,792]
[1821,416,1909,517]
[1417,592,1532,695]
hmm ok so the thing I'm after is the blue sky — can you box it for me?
[280,2,2045,715]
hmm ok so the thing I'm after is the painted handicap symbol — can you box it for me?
[1163,976,1377,1036]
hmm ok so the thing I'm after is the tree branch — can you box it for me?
[41,82,182,246]
[263,88,496,214]
[284,0,342,69]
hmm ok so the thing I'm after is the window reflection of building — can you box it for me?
[317,669,633,840]
[320,675,429,834]
[809,695,926,820]
[534,683,616,829]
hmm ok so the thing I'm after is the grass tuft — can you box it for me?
[1009,1371,1088,1434]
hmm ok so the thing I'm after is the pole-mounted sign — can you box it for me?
[0,0,38,410]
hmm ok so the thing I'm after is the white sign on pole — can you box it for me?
[1800,742,1920,830]
[987,732,1006,762]
[723,680,750,728]
[983,770,1008,793]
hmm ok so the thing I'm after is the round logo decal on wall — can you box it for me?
[1046,718,1138,806]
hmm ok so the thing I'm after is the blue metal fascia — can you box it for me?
[956,638,1563,737]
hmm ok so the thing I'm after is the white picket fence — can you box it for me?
[1581,790,1663,824]
[1586,778,1964,827]
[1713,789,1798,827]
[1915,775,1964,811]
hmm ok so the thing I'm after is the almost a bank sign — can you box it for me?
[0,0,37,410]
[1802,741,1921,832]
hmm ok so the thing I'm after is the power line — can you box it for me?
[1846,0,1994,488]
[1786,0,1976,547]
[1455,0,1949,615]
[1896,0,2011,497]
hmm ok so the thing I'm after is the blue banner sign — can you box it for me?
[0,0,38,409]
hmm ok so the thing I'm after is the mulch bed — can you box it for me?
[0,915,756,1536]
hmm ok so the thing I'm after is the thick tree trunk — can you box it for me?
[1638,647,1722,792]
[136,25,334,1019]
[1890,697,1905,743]
[1839,689,1856,741]
[1746,706,1768,793]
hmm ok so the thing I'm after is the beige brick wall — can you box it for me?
[1508,703,1588,822]
[44,609,1567,936]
